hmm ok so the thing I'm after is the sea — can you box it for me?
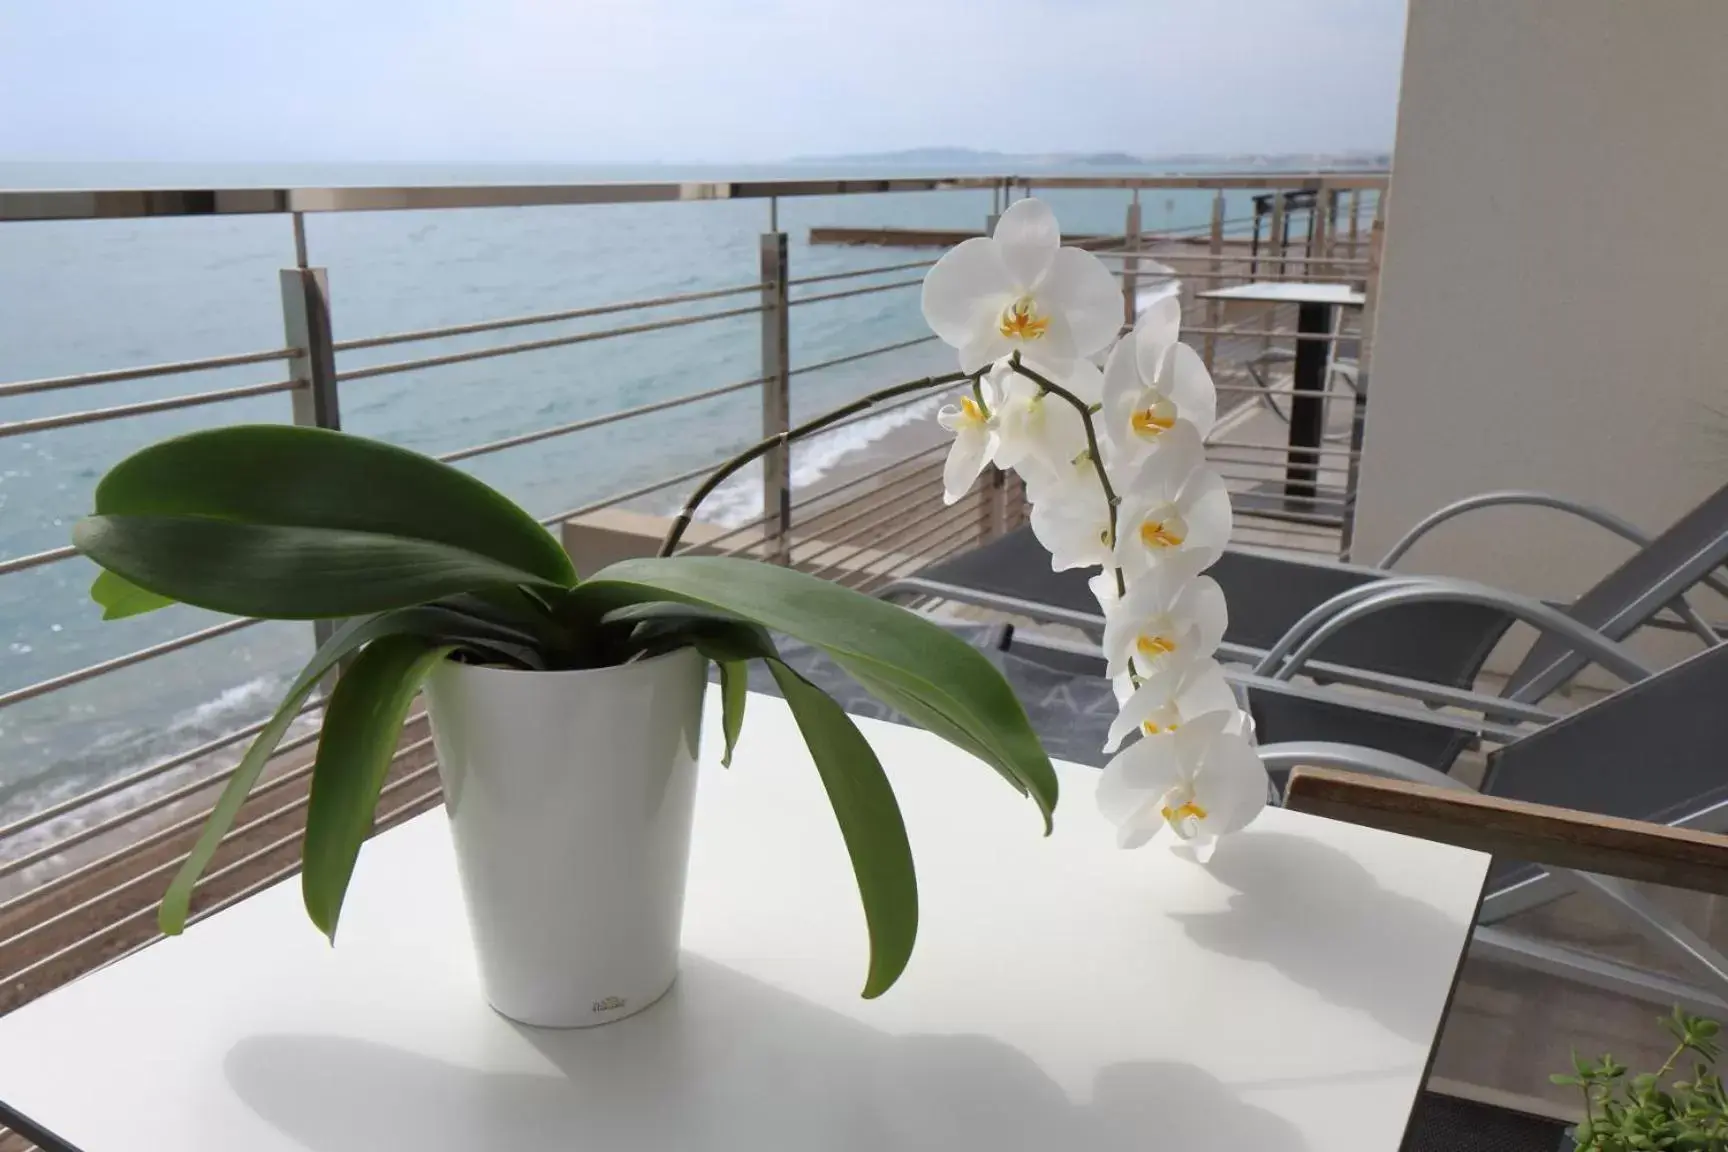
[0,159,1257,841]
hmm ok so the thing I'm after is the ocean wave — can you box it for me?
[167,675,282,734]
[691,394,944,528]
[0,693,324,893]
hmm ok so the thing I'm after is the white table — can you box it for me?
[1199,281,1366,309]
[0,689,1488,1151]
[1197,280,1367,520]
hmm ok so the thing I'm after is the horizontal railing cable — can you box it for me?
[790,442,948,520]
[0,348,300,400]
[0,617,263,712]
[337,304,764,383]
[803,487,975,585]
[832,502,983,591]
[809,386,940,439]
[168,768,444,938]
[0,379,297,440]
[0,729,325,896]
[540,457,729,527]
[1221,488,1351,512]
[1181,326,1359,343]
[788,459,947,564]
[689,511,775,557]
[0,738,440,995]
[1206,439,1359,459]
[0,696,325,852]
[785,468,949,573]
[786,258,938,287]
[847,530,977,595]
[789,277,922,308]
[0,729,331,929]
[439,375,766,464]
[0,544,78,578]
[789,334,940,378]
[331,282,768,353]
[1211,384,1359,400]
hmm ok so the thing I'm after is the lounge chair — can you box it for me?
[1261,641,1728,1011]
[883,481,1728,766]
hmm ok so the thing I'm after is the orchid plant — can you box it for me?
[921,197,1268,859]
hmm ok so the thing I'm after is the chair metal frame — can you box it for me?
[1260,740,1728,1014]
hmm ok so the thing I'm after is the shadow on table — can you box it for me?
[226,955,1310,1151]
[1170,830,1472,1044]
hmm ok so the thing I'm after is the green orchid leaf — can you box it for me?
[159,607,531,933]
[91,568,177,620]
[717,662,747,768]
[767,658,916,998]
[618,613,775,768]
[830,663,1011,788]
[92,424,576,586]
[75,515,561,620]
[302,634,454,940]
[574,556,1057,830]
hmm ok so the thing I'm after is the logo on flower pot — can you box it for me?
[592,996,628,1014]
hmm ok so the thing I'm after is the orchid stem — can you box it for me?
[658,367,985,557]
[1007,352,1128,598]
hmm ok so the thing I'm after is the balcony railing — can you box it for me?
[0,171,1388,1054]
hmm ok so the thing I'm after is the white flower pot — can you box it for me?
[423,646,707,1028]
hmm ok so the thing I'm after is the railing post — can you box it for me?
[1264,191,1287,355]
[1311,186,1331,278]
[280,252,342,658]
[1326,187,1341,271]
[1249,196,1264,278]
[1268,191,1287,281]
[1346,189,1362,260]
[281,268,341,434]
[1121,195,1141,326]
[1203,190,1225,372]
[758,232,792,566]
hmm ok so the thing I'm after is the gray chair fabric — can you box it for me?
[1505,482,1728,700]
[1482,641,1728,892]
[732,625,1118,768]
[1257,641,1728,1010]
[891,482,1728,774]
[905,529,1515,690]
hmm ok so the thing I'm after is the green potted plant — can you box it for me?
[73,422,1057,1027]
[1552,1007,1728,1150]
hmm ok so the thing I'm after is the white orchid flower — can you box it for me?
[1101,297,1218,462]
[1113,422,1234,576]
[995,358,1104,490]
[1096,708,1268,859]
[920,198,1124,375]
[1104,658,1241,754]
[920,198,1256,859]
[1088,570,1121,614]
[935,376,1004,505]
[1028,473,1114,571]
[1100,554,1227,680]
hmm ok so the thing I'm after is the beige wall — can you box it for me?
[1356,0,1726,671]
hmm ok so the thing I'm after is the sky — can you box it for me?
[0,0,1408,163]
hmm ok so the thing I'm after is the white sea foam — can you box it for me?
[0,696,325,892]
[693,394,943,528]
[167,675,281,734]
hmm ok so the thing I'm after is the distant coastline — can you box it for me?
[786,146,1392,171]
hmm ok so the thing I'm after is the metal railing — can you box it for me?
[0,171,1388,1040]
